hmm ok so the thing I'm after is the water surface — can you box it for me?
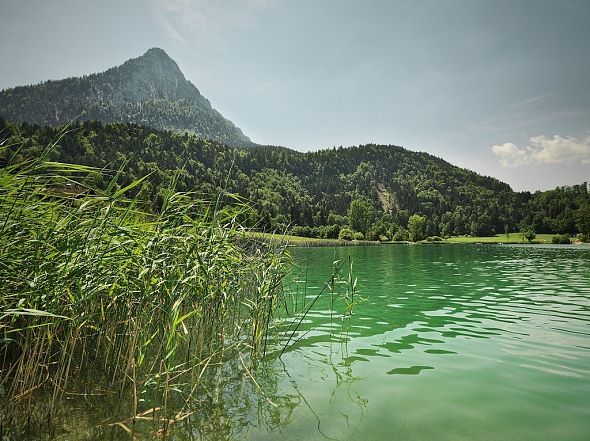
[32,244,590,440]
[249,244,590,440]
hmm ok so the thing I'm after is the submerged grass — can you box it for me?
[0,142,289,437]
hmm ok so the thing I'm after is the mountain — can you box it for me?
[3,119,587,239]
[0,48,253,148]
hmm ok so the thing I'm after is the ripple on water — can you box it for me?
[276,244,590,441]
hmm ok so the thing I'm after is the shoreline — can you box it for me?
[244,231,587,247]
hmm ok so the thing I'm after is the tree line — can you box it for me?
[1,118,588,241]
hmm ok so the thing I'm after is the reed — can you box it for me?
[0,142,289,436]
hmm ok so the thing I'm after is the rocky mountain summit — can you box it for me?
[0,48,253,147]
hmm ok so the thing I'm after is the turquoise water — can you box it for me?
[23,243,590,440]
[246,244,590,440]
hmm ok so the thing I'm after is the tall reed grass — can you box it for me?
[0,141,289,436]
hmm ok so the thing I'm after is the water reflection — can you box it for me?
[386,366,434,375]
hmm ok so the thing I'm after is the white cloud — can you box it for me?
[492,135,590,167]
[529,135,590,164]
[491,142,532,167]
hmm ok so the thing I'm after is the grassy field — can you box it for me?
[243,231,381,247]
[445,233,556,244]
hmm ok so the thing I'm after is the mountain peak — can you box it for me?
[0,48,253,147]
[118,47,185,82]
[144,47,171,59]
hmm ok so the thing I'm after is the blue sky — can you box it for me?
[1,0,589,191]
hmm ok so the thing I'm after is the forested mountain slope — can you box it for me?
[3,119,587,238]
[0,48,252,148]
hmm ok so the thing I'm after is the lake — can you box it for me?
[23,243,590,440]
[243,244,590,440]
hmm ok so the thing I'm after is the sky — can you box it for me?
[1,0,589,192]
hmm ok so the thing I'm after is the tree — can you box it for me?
[576,203,590,236]
[347,199,374,234]
[327,212,347,226]
[393,228,409,241]
[368,221,388,241]
[521,227,536,243]
[321,224,340,239]
[338,227,354,241]
[408,214,427,242]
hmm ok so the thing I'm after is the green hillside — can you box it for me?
[2,119,588,240]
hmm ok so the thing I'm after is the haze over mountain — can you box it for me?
[0,48,253,148]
